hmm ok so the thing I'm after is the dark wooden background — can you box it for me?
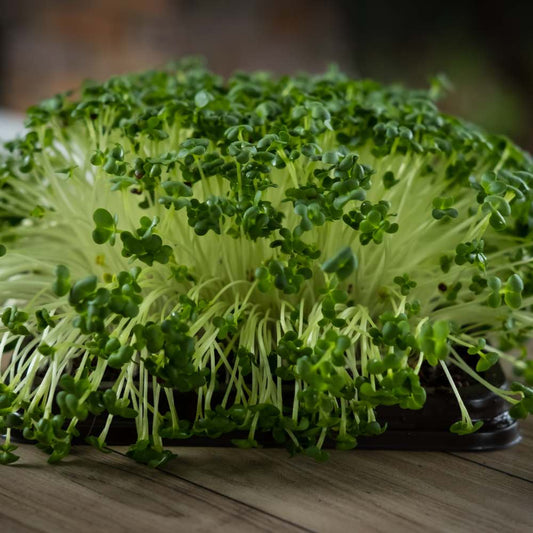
[0,0,532,151]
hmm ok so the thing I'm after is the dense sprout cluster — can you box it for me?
[1,60,533,466]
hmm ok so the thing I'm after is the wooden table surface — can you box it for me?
[0,418,531,533]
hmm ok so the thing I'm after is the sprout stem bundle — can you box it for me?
[1,61,532,466]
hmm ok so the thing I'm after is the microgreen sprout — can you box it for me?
[1,59,532,466]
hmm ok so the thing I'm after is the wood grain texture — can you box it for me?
[0,446,304,533]
[145,446,533,533]
[452,417,533,482]
[1,422,531,533]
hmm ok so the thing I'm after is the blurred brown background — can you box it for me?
[1,0,532,150]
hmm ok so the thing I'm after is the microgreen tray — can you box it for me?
[62,363,520,452]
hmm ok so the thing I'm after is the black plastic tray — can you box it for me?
[356,362,520,451]
[65,363,520,451]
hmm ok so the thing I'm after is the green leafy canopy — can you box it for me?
[0,58,532,466]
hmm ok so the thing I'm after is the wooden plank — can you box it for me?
[127,446,533,533]
[3,421,531,532]
[452,417,533,482]
[0,513,41,533]
[0,445,304,533]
